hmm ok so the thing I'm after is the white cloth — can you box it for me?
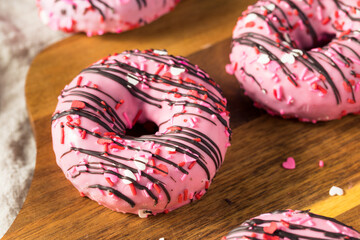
[0,1,66,237]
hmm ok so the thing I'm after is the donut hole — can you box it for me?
[125,121,159,138]
[303,33,336,51]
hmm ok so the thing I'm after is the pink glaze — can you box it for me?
[51,49,231,217]
[224,210,360,240]
[228,0,360,122]
[36,0,180,36]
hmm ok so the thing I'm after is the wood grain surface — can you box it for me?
[4,0,360,239]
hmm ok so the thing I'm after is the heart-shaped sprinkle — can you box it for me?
[264,222,277,234]
[257,54,271,64]
[329,186,344,196]
[281,53,296,64]
[71,100,85,109]
[282,157,296,169]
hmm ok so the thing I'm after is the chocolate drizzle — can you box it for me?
[52,50,231,211]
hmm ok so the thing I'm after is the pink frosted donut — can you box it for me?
[36,0,180,36]
[51,49,231,217]
[227,0,360,122]
[223,210,360,240]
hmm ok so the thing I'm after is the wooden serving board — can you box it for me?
[4,0,360,239]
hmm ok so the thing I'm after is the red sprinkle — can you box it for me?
[66,115,73,122]
[188,161,196,169]
[263,234,280,240]
[154,184,161,193]
[156,164,168,176]
[178,162,185,167]
[115,100,124,110]
[148,159,155,167]
[193,138,201,142]
[205,181,209,190]
[155,64,165,75]
[60,122,65,144]
[104,132,116,137]
[132,110,143,126]
[351,7,357,14]
[80,192,86,197]
[195,192,203,200]
[71,100,85,109]
[347,98,355,104]
[105,177,114,187]
[97,138,113,145]
[343,82,353,92]
[129,183,137,196]
[245,21,255,28]
[178,194,183,203]
[154,148,161,155]
[81,130,87,139]
[109,144,125,150]
[162,71,172,80]
[167,126,182,132]
[264,222,277,234]
[184,189,188,201]
[339,29,351,38]
[322,16,331,25]
[76,76,83,86]
[281,220,290,228]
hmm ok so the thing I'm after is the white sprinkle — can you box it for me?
[122,170,136,184]
[291,49,304,57]
[245,13,257,22]
[265,3,276,11]
[257,54,271,64]
[127,74,139,86]
[281,53,296,64]
[170,67,185,76]
[165,147,176,152]
[138,209,151,218]
[134,157,148,171]
[153,49,168,55]
[329,186,344,196]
